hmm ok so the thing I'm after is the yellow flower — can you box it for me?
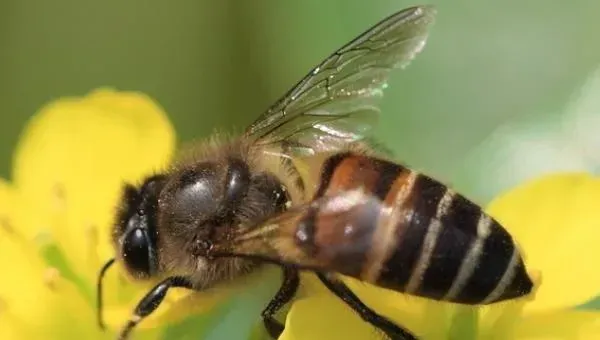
[280,173,600,340]
[4,89,600,340]
[0,89,245,339]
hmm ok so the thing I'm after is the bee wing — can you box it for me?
[244,6,436,156]
[213,188,384,277]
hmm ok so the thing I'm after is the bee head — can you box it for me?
[113,174,166,280]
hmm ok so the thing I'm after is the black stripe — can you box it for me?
[410,175,448,223]
[455,219,514,304]
[419,219,472,300]
[372,159,404,200]
[375,175,446,291]
[416,195,482,299]
[494,257,533,302]
[314,152,352,199]
[441,194,481,236]
[376,218,428,290]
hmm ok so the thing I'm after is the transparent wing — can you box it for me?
[245,6,436,155]
[211,189,384,277]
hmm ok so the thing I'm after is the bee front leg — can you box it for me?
[261,266,300,338]
[316,273,416,340]
[118,276,193,340]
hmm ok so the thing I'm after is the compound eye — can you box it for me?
[122,228,155,278]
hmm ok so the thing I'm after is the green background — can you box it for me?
[2,0,600,199]
[2,0,600,338]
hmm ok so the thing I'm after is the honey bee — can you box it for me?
[96,5,533,340]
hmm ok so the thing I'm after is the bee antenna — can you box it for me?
[96,257,116,330]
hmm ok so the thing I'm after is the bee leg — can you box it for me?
[316,273,416,340]
[261,266,300,339]
[117,276,193,340]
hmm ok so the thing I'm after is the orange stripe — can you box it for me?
[361,169,418,282]
[323,155,381,196]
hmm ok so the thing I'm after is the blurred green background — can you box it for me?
[2,0,600,201]
[2,0,600,338]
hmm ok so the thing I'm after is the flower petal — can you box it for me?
[0,180,99,339]
[280,274,447,340]
[513,309,600,339]
[101,266,280,334]
[12,88,176,281]
[1,178,163,339]
[280,296,380,340]
[0,237,161,339]
[487,173,600,312]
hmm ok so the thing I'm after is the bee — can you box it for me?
[96,5,534,340]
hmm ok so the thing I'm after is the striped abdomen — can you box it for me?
[301,152,533,305]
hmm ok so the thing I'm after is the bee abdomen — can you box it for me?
[310,153,533,304]
[374,174,533,305]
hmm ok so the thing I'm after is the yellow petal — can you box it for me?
[487,173,600,312]
[0,233,161,339]
[0,219,96,338]
[0,179,108,339]
[0,179,17,238]
[12,88,176,281]
[281,296,380,340]
[281,274,445,340]
[103,280,228,330]
[512,309,600,339]
[101,262,281,332]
